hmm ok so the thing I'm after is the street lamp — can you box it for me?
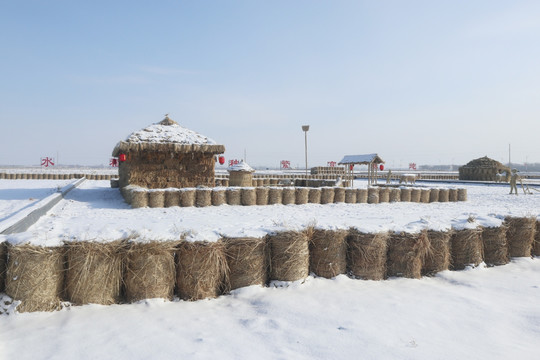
[302,125,310,176]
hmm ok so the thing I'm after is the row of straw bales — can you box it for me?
[0,173,117,180]
[1,216,538,313]
[123,186,468,208]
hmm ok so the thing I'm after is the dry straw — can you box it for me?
[449,188,458,202]
[211,189,226,206]
[410,188,421,202]
[438,189,450,202]
[177,241,228,300]
[125,241,177,302]
[387,231,430,279]
[66,241,125,305]
[180,189,196,207]
[131,189,149,208]
[457,188,467,201]
[533,220,540,256]
[345,188,357,203]
[226,188,241,205]
[334,187,345,203]
[196,188,212,207]
[423,230,452,275]
[420,189,431,203]
[367,187,379,204]
[401,188,413,202]
[320,187,335,204]
[389,188,401,202]
[481,226,509,266]
[378,188,390,203]
[450,228,483,270]
[268,231,309,281]
[282,187,296,205]
[356,189,368,203]
[149,190,165,208]
[295,187,310,204]
[0,242,6,292]
[308,188,322,204]
[505,216,535,257]
[268,187,283,205]
[223,237,268,290]
[256,187,269,205]
[5,244,65,312]
[241,188,257,206]
[309,229,347,278]
[165,189,181,207]
[346,230,388,280]
[429,189,440,203]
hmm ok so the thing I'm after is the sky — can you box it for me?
[1,0,539,169]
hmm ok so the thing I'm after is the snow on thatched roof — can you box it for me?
[338,153,385,165]
[112,116,225,156]
[227,160,254,173]
[461,156,507,169]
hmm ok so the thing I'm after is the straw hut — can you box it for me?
[228,161,255,187]
[338,153,385,186]
[112,115,225,190]
[458,156,510,181]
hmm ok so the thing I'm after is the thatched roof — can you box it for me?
[338,153,385,165]
[228,160,254,173]
[112,116,225,156]
[461,156,507,169]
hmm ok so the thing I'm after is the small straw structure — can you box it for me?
[320,187,335,204]
[295,187,309,204]
[148,190,165,208]
[449,188,458,202]
[66,241,125,305]
[505,216,535,257]
[420,189,431,203]
[5,245,64,312]
[346,230,388,280]
[400,188,412,202]
[131,189,149,208]
[334,187,345,203]
[423,230,452,275]
[223,237,268,290]
[387,231,430,279]
[211,189,227,206]
[256,187,269,205]
[125,241,177,302]
[195,188,212,207]
[282,187,296,205]
[180,189,196,207]
[481,226,509,266]
[177,241,228,300]
[457,188,467,201]
[308,188,322,204]
[268,187,283,205]
[309,229,347,278]
[389,188,401,202]
[165,189,181,207]
[367,187,379,204]
[450,228,483,270]
[438,189,450,202]
[268,231,309,281]
[241,188,257,206]
[378,188,390,203]
[356,189,368,203]
[429,189,440,203]
[226,188,241,205]
[533,220,540,256]
[344,188,357,203]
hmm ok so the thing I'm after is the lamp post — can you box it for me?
[302,125,310,176]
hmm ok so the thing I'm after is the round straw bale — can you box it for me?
[346,230,388,280]
[125,241,177,302]
[180,189,196,207]
[457,188,467,201]
[148,190,165,208]
[504,216,535,257]
[400,188,412,202]
[21,173,28,180]
[165,189,181,207]
[131,189,149,208]
[196,188,212,207]
[66,241,125,305]
[449,188,458,202]
[211,189,227,206]
[387,231,429,279]
[270,179,279,185]
[389,188,401,202]
[344,188,357,203]
[450,228,483,270]
[423,230,452,275]
[334,187,345,203]
[282,187,296,205]
[223,237,268,290]
[226,188,241,205]
[177,241,228,300]
[5,245,65,312]
[256,187,269,205]
[241,188,256,206]
[356,188,368,203]
[295,187,309,204]
[482,226,509,266]
[268,187,283,205]
[367,187,379,204]
[533,220,540,256]
[268,231,309,281]
[309,229,347,278]
[320,187,335,204]
[308,188,322,203]
[429,188,440,203]
[0,242,5,292]
[378,188,390,203]
[256,179,264,187]
[438,189,450,202]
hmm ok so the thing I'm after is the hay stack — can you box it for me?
[226,188,241,205]
[196,188,212,207]
[429,188,440,203]
[420,189,431,203]
[282,187,296,205]
[269,179,279,185]
[344,188,357,203]
[449,188,458,202]
[423,230,452,275]
[295,187,309,204]
[268,187,283,205]
[320,187,335,204]
[177,241,228,300]
[438,189,450,202]
[387,231,429,279]
[240,187,256,206]
[356,189,368,203]
[309,229,347,278]
[180,189,196,207]
[165,189,181,207]
[211,189,226,206]
[533,220,540,256]
[400,188,412,202]
[223,237,268,290]
[505,217,535,257]
[308,188,322,204]
[125,241,177,302]
[334,187,345,203]
[482,226,509,266]
[256,187,269,205]
[450,228,483,270]
[389,188,401,202]
[5,245,65,312]
[66,241,125,305]
[409,188,420,202]
[367,187,379,204]
[0,242,6,292]
[268,231,309,281]
[131,189,149,208]
[148,190,165,208]
[346,230,388,280]
[378,188,390,203]
[457,188,467,201]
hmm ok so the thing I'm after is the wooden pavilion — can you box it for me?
[338,154,385,186]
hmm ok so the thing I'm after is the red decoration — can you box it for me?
[379,164,384,171]
[119,154,127,162]
[349,164,354,170]
[219,156,225,165]
[110,158,118,167]
[281,160,291,169]
[41,157,55,167]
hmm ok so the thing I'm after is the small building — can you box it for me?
[459,156,510,181]
[112,115,225,189]
[339,153,385,186]
[228,160,255,187]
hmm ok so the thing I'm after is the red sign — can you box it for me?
[327,161,337,167]
[229,159,240,167]
[280,160,291,169]
[409,163,417,170]
[41,157,55,167]
[110,158,118,167]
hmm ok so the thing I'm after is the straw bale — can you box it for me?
[0,242,5,292]
[309,229,347,278]
[165,189,181,207]
[533,220,540,256]
[196,188,212,207]
[429,188,440,203]
[269,179,279,185]
[229,171,253,187]
[457,188,467,201]
[308,188,322,204]
[5,245,64,312]
[367,187,379,204]
[211,189,226,206]
[268,231,309,281]
[334,187,345,203]
[387,231,429,279]
[223,237,268,290]
[256,187,269,205]
[256,179,264,187]
[321,187,335,204]
[356,189,368,203]
[346,230,388,280]
[450,228,483,270]
[482,226,509,266]
[378,188,390,203]
[282,187,296,205]
[268,187,283,205]
[438,189,450,202]
[389,188,401,202]
[222,179,229,187]
[400,188,412,202]
[66,241,125,305]
[295,187,309,204]
[420,189,430,203]
[344,188,357,203]
[505,216,535,257]
[148,190,165,208]
[131,189,149,208]
[180,189,196,207]
[241,188,256,206]
[125,241,177,302]
[423,230,452,275]
[177,241,228,300]
[225,188,241,205]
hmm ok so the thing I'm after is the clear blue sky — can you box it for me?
[1,0,539,168]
